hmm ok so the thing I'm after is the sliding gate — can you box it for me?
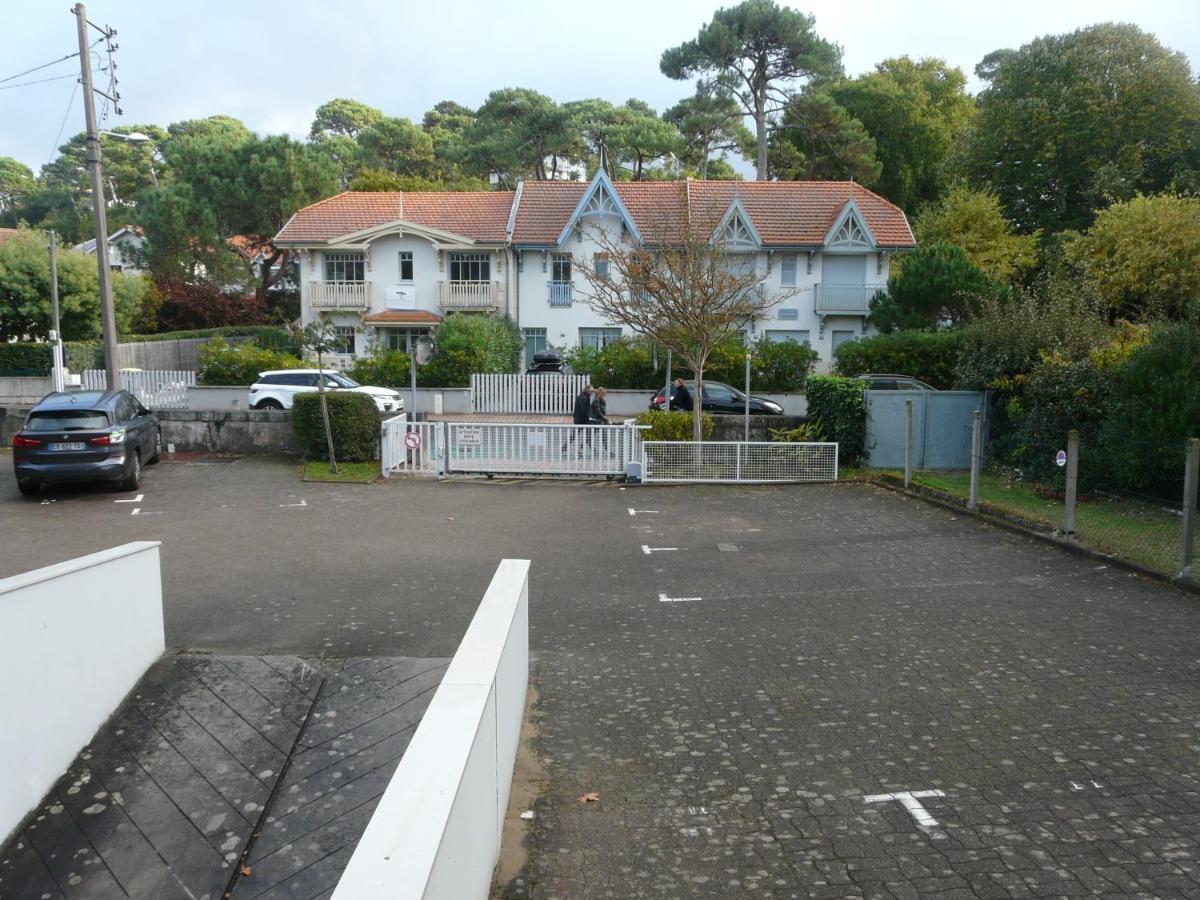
[446,422,639,476]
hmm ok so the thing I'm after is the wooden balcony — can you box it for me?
[309,280,370,310]
[814,283,886,315]
[438,280,500,310]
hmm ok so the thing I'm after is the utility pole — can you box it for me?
[48,231,66,393]
[74,3,120,389]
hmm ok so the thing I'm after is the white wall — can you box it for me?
[0,542,165,844]
[333,558,530,900]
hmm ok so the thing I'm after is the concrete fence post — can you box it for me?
[968,410,982,511]
[1179,437,1199,579]
[1064,429,1079,537]
[904,398,913,488]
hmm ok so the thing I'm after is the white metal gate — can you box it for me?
[446,422,639,476]
[381,415,444,477]
[641,441,838,483]
[81,369,195,409]
[470,373,591,415]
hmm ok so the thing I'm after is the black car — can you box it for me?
[649,380,784,415]
[12,390,161,496]
[525,349,565,374]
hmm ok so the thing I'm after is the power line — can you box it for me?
[48,79,81,165]
[0,50,79,85]
[0,72,78,91]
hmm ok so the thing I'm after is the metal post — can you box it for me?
[735,442,742,482]
[410,348,418,422]
[74,4,120,390]
[1179,437,1199,579]
[48,230,66,393]
[968,410,982,511]
[664,348,672,411]
[904,398,913,488]
[743,350,751,442]
[1064,429,1079,537]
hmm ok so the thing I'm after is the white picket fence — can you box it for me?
[81,369,196,409]
[642,441,839,483]
[381,415,444,477]
[470,373,590,415]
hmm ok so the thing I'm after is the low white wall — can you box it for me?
[187,385,473,414]
[0,542,165,844]
[0,375,53,403]
[333,559,530,900]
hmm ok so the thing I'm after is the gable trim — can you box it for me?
[555,168,642,246]
[712,196,762,249]
[823,198,877,251]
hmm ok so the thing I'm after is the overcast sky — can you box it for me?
[2,0,1197,175]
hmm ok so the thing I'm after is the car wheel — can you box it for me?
[17,480,40,497]
[147,428,162,464]
[256,399,284,410]
[121,451,142,492]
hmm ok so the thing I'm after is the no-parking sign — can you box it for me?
[404,431,422,450]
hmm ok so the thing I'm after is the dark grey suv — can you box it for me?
[12,390,161,496]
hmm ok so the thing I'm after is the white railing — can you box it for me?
[814,283,886,315]
[470,373,591,415]
[437,280,500,310]
[309,280,370,309]
[381,416,444,477]
[333,559,530,900]
[642,441,839,483]
[447,422,639,476]
[547,280,573,306]
[82,368,196,409]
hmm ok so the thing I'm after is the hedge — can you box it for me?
[0,342,52,374]
[833,330,964,389]
[197,338,306,385]
[292,391,380,462]
[634,410,714,441]
[805,375,866,465]
[126,325,293,348]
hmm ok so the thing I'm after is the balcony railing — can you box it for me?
[814,283,886,315]
[548,281,573,306]
[309,280,370,310]
[438,280,500,310]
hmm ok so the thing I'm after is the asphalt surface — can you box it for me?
[3,453,1200,898]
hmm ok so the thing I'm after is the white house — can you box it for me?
[74,226,146,275]
[273,170,915,368]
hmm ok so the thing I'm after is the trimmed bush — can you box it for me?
[197,337,306,385]
[417,313,522,387]
[833,330,964,389]
[65,341,102,371]
[127,325,293,347]
[348,348,412,389]
[292,391,380,462]
[634,410,714,441]
[748,339,820,392]
[805,375,866,465]
[0,342,52,374]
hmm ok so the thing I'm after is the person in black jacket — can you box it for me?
[670,378,693,412]
[564,386,596,454]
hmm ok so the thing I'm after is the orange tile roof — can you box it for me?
[361,309,444,325]
[276,181,914,248]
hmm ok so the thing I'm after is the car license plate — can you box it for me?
[48,442,86,451]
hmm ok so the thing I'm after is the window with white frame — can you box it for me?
[551,253,572,282]
[780,253,797,286]
[398,251,414,281]
[579,327,621,351]
[324,252,364,282]
[332,325,356,354]
[449,252,490,282]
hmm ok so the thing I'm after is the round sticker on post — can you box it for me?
[1055,449,1067,468]
[404,431,422,450]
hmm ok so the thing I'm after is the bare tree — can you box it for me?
[574,188,797,440]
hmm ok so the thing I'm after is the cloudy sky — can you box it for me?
[2,0,1197,174]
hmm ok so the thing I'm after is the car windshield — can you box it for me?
[327,373,358,388]
[26,410,109,432]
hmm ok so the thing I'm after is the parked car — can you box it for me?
[248,370,403,412]
[856,373,937,391]
[12,390,160,496]
[525,349,565,375]
[649,380,784,415]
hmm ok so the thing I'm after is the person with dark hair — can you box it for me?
[670,378,693,412]
[564,385,596,454]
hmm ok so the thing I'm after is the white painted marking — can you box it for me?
[130,508,162,516]
[280,499,308,508]
[1070,781,1083,791]
[863,790,946,829]
[40,499,56,505]
[642,545,678,555]
[114,494,144,503]
[628,508,660,516]
[1091,780,1103,789]
[130,508,140,516]
[658,593,701,603]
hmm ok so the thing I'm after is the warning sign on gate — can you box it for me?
[404,431,422,450]
[456,426,483,448]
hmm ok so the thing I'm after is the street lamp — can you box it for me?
[99,130,158,186]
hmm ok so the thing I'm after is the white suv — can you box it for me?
[249,370,404,413]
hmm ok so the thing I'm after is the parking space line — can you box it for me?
[114,494,144,503]
[628,508,660,516]
[658,593,700,603]
[864,789,946,829]
[641,545,678,555]
[279,499,308,508]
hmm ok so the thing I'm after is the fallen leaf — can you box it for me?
[240,865,252,877]
[447,517,455,521]
[578,792,600,804]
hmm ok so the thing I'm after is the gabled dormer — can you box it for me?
[712,196,762,251]
[823,198,877,252]
[556,168,641,246]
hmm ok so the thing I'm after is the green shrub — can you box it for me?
[770,421,824,442]
[64,341,102,371]
[834,330,964,389]
[565,337,659,388]
[0,342,52,374]
[749,338,820,392]
[348,348,412,389]
[292,391,380,461]
[634,410,714,441]
[805,375,866,464]
[126,325,293,347]
[197,337,306,385]
[417,313,522,387]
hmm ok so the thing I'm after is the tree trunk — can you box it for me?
[755,103,768,181]
[255,248,287,305]
[693,363,704,442]
[316,347,338,474]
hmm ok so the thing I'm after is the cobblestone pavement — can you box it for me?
[516,484,1200,899]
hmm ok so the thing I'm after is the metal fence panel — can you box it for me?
[81,369,195,409]
[864,390,988,469]
[446,422,637,476]
[642,441,838,483]
[381,416,444,477]
[470,373,591,415]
